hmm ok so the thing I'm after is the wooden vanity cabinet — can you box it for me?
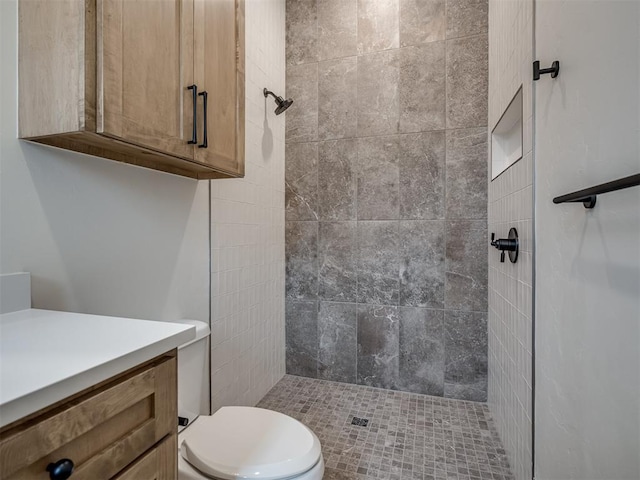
[18,0,244,180]
[0,353,178,480]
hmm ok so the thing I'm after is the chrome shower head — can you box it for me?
[264,88,293,115]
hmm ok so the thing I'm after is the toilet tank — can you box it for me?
[176,320,210,428]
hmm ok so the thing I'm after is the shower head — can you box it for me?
[274,97,293,115]
[263,88,293,115]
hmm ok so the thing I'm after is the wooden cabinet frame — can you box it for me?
[0,353,178,479]
[18,0,245,180]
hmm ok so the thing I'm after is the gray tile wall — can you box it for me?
[285,0,488,401]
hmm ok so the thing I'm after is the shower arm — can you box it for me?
[263,89,279,101]
[263,87,293,115]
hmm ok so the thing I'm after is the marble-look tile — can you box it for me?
[318,301,357,383]
[399,0,445,47]
[444,379,487,402]
[357,0,399,54]
[356,136,399,220]
[286,0,317,65]
[399,221,445,308]
[285,300,318,377]
[445,220,488,312]
[357,221,399,305]
[286,63,318,143]
[444,311,487,401]
[446,127,487,219]
[446,0,488,39]
[399,42,445,132]
[285,142,318,221]
[357,50,399,136]
[318,222,357,302]
[285,221,318,300]
[398,307,444,395]
[283,0,493,402]
[319,57,357,140]
[357,304,399,389]
[446,34,488,129]
[399,131,445,220]
[318,0,357,61]
[318,139,357,220]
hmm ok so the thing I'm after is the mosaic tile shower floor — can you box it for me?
[257,375,513,480]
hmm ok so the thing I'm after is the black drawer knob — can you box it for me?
[46,459,74,480]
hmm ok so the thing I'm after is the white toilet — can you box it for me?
[176,320,324,480]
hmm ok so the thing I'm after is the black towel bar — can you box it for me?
[553,173,640,209]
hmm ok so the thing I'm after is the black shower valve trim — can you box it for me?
[490,228,519,264]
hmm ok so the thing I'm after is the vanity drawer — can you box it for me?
[0,354,176,479]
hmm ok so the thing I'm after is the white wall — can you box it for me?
[487,1,533,479]
[0,0,209,322]
[209,0,286,411]
[535,1,640,479]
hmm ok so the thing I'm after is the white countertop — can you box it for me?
[0,309,195,428]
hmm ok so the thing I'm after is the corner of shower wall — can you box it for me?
[487,0,534,479]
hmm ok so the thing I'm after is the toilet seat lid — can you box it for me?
[180,406,322,480]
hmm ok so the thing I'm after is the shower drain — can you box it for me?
[351,416,369,427]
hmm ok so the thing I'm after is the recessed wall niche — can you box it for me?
[491,87,523,179]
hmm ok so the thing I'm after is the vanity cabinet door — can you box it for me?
[193,0,245,176]
[98,0,195,161]
[111,434,177,480]
[0,355,176,480]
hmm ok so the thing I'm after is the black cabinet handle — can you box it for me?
[187,84,198,145]
[198,91,208,149]
[46,459,74,480]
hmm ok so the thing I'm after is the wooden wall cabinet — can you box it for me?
[0,353,178,479]
[18,0,244,180]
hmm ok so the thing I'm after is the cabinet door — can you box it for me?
[98,0,195,160]
[111,435,177,480]
[194,0,245,176]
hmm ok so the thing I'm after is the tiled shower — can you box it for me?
[284,0,490,402]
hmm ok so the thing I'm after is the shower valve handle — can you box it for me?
[490,233,518,251]
[490,229,519,264]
